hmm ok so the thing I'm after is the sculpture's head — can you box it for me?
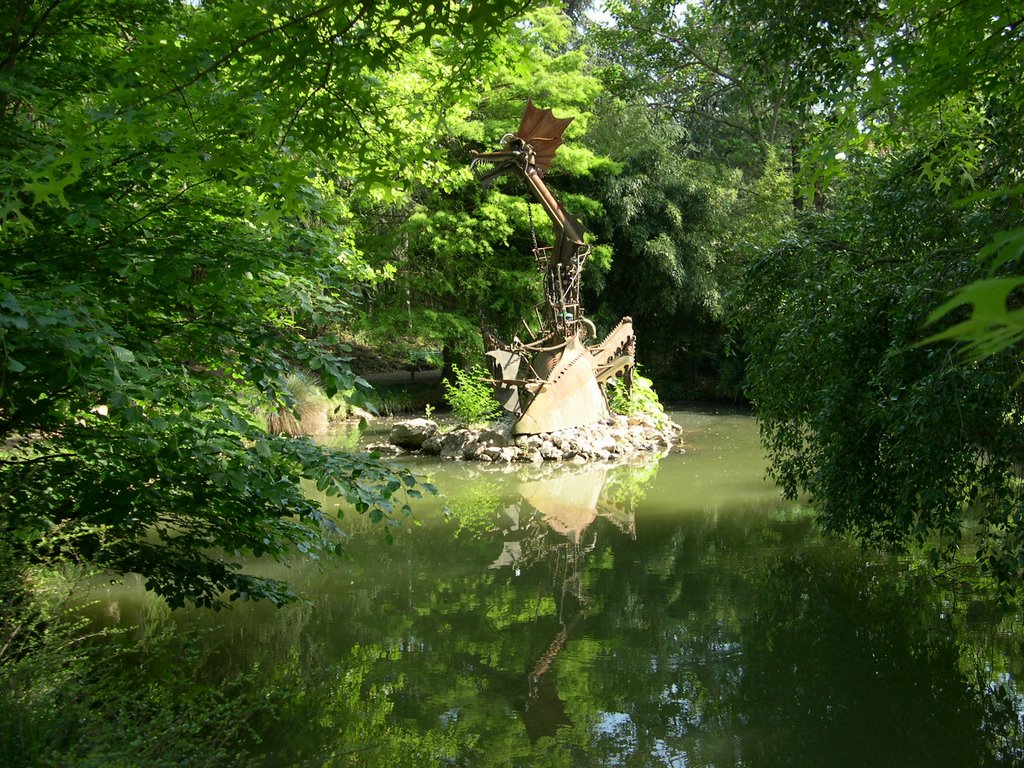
[471,100,573,186]
[470,133,535,186]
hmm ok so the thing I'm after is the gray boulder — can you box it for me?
[389,419,438,449]
[440,429,478,459]
[421,431,443,455]
[477,422,512,447]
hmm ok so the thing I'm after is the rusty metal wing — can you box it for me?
[516,99,574,177]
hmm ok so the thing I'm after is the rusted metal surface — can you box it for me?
[471,100,636,435]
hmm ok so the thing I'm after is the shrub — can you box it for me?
[607,372,670,428]
[442,364,501,425]
[0,546,268,768]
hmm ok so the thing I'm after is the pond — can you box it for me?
[93,408,1024,767]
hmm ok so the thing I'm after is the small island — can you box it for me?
[379,411,682,463]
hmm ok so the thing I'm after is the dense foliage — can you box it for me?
[728,0,1024,583]
[740,161,1024,578]
[4,1,1024,762]
[577,0,1024,584]
[0,0,520,606]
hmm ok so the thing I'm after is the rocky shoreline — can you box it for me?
[369,413,683,463]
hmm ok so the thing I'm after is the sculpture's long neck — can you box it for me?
[523,168,585,260]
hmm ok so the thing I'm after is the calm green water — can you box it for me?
[94,409,1024,766]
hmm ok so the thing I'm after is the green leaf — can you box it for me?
[979,227,1024,273]
[920,277,1024,359]
[112,345,135,363]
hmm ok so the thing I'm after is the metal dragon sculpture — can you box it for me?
[471,100,635,435]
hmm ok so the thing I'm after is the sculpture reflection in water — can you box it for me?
[448,456,662,741]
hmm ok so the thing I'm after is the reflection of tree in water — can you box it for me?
[738,550,1024,768]
[144,461,1024,767]
[557,516,1024,768]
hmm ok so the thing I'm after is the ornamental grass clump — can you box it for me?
[266,372,345,437]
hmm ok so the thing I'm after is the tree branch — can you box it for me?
[150,2,360,103]
[0,452,76,466]
[122,175,217,232]
[690,107,760,141]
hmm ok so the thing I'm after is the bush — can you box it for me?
[442,364,501,425]
[0,552,269,768]
[607,372,670,428]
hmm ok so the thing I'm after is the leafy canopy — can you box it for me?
[350,4,610,365]
[0,0,520,607]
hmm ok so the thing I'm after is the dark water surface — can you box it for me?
[95,409,1024,766]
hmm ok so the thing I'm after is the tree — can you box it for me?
[730,0,1024,585]
[876,0,1024,361]
[583,4,800,396]
[0,0,523,607]
[582,99,736,391]
[349,4,612,372]
[590,0,880,188]
[739,164,1024,586]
